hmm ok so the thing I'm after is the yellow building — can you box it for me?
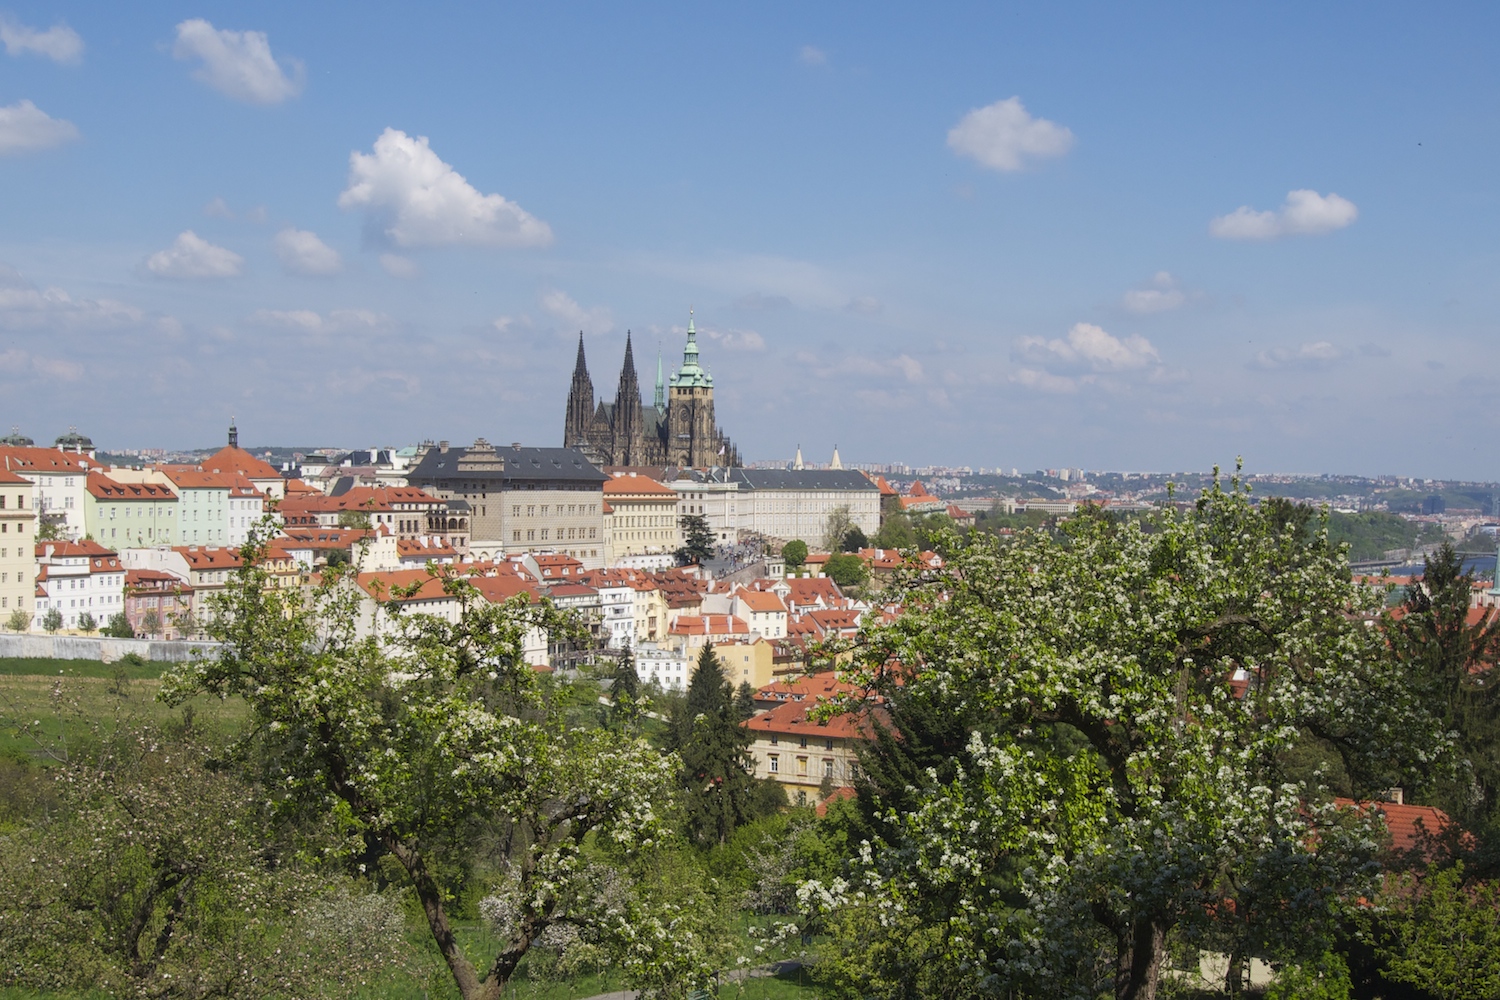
[0,469,37,623]
[715,637,776,689]
[603,473,681,564]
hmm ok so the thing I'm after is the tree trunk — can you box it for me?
[1225,943,1246,997]
[1115,916,1169,1000]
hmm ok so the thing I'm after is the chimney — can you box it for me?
[438,441,449,454]
[512,442,522,450]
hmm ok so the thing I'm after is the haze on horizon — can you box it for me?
[2,3,1497,479]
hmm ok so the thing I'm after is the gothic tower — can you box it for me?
[563,332,596,453]
[612,332,646,465]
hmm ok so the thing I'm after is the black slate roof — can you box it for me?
[408,445,607,485]
[731,469,877,492]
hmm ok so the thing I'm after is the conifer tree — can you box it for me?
[1389,543,1500,829]
[609,648,642,730]
[677,645,759,845]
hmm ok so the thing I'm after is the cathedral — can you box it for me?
[563,314,740,469]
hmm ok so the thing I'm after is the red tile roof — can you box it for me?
[86,472,177,501]
[200,445,282,481]
[0,447,102,474]
[604,473,677,496]
[671,614,749,637]
[735,588,787,613]
[36,539,115,558]
[175,546,242,570]
[1334,798,1468,857]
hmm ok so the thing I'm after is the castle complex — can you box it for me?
[563,314,740,469]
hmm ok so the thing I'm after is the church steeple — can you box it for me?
[613,331,645,464]
[563,331,597,451]
[228,417,238,449]
[653,347,666,410]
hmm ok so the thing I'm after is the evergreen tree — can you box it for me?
[676,513,715,565]
[608,649,642,729]
[677,645,760,845]
[1388,543,1500,831]
[734,680,756,721]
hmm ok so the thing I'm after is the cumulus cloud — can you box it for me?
[203,197,234,219]
[146,231,245,279]
[540,289,612,334]
[947,97,1074,172]
[274,227,342,276]
[819,353,924,383]
[0,99,79,155]
[379,253,420,279]
[0,263,144,330]
[172,19,304,104]
[339,128,553,249]
[1210,189,1358,240]
[1015,322,1160,372]
[697,326,766,352]
[0,17,83,63]
[1011,367,1079,393]
[799,45,827,66]
[1249,341,1342,370]
[1121,271,1186,314]
[249,308,391,334]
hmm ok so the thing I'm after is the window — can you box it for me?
[799,735,807,749]
[527,530,535,541]
[825,737,835,750]
[541,529,549,540]
[797,756,808,776]
[513,531,521,542]
[768,755,779,773]
[823,759,834,778]
[770,733,778,745]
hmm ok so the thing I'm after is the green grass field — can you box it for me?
[0,656,246,762]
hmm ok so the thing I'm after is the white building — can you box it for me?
[673,468,880,545]
[666,471,741,545]
[635,641,690,692]
[0,447,105,540]
[34,540,126,631]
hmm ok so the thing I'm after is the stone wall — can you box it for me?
[0,634,218,663]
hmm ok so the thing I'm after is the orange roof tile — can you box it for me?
[200,445,282,481]
[86,472,177,501]
[604,473,678,496]
[0,446,103,474]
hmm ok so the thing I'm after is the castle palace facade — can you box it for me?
[563,315,740,469]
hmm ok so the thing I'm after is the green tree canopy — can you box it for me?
[822,553,869,588]
[781,539,808,568]
[100,610,134,638]
[822,505,854,552]
[676,513,715,565]
[806,475,1445,1000]
[674,645,767,846]
[842,525,868,552]
[41,608,61,633]
[158,535,698,1000]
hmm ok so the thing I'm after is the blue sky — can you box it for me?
[2,2,1499,477]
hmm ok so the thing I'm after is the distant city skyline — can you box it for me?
[3,4,1499,477]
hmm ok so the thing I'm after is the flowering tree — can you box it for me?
[808,477,1446,1000]
[159,536,690,1000]
[0,725,412,998]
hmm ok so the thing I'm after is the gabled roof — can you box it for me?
[0,469,30,485]
[735,588,787,613]
[1333,798,1469,857]
[86,473,177,501]
[175,546,243,570]
[670,614,749,636]
[158,469,260,492]
[357,569,453,603]
[604,473,678,496]
[0,446,103,474]
[36,539,116,559]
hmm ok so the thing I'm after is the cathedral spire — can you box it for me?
[621,330,637,379]
[572,331,589,379]
[654,346,666,410]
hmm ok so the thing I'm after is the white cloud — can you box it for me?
[249,308,392,334]
[1015,322,1160,372]
[1011,367,1078,393]
[1210,189,1358,240]
[0,17,83,63]
[540,289,612,334]
[947,97,1074,172]
[799,45,827,66]
[1122,271,1186,314]
[172,19,303,105]
[203,197,235,219]
[0,99,79,155]
[274,227,342,276]
[0,263,144,330]
[146,231,244,279]
[696,326,766,352]
[339,128,553,249]
[1249,341,1342,370]
[379,253,420,279]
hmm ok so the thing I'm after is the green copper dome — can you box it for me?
[668,310,713,389]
